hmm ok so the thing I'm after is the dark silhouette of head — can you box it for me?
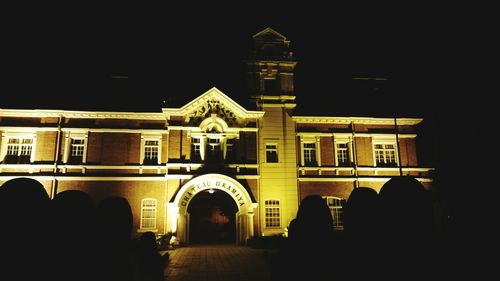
[0,177,51,279]
[295,195,333,243]
[97,196,133,244]
[51,191,97,281]
[0,177,49,210]
[52,190,96,232]
[344,187,379,239]
[140,231,158,251]
[0,177,50,231]
[379,177,435,243]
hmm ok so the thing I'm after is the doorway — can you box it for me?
[188,189,238,244]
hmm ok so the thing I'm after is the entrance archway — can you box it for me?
[188,189,237,244]
[168,174,257,245]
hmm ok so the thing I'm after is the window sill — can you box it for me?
[137,228,158,233]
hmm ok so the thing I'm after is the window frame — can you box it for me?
[324,196,345,230]
[1,133,36,164]
[302,142,317,166]
[206,136,222,161]
[225,138,236,162]
[265,143,279,163]
[140,198,157,230]
[141,135,162,165]
[373,141,398,167]
[335,142,351,167]
[264,199,281,228]
[69,138,85,164]
[63,132,88,164]
[191,137,202,161]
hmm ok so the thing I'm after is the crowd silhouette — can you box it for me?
[0,177,168,281]
[1,175,449,280]
[273,176,447,280]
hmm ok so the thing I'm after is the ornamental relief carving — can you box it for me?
[188,99,241,126]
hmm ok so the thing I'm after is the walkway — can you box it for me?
[164,244,273,281]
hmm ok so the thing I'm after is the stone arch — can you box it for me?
[199,115,228,133]
[168,174,257,245]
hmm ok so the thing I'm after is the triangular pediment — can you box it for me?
[253,27,287,41]
[162,87,264,126]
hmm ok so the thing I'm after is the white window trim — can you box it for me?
[140,198,157,230]
[300,137,320,166]
[264,199,281,228]
[191,137,203,161]
[1,132,37,164]
[334,136,352,167]
[224,137,236,161]
[63,132,88,164]
[302,142,317,166]
[372,137,399,167]
[140,134,162,165]
[265,142,279,163]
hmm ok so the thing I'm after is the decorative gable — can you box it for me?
[189,99,238,126]
[162,87,264,127]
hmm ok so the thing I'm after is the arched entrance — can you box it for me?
[188,189,237,244]
[168,174,257,245]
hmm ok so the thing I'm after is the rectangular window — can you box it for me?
[336,143,350,166]
[191,138,201,161]
[265,200,281,228]
[325,197,344,230]
[5,138,33,164]
[225,138,235,162]
[69,138,85,164]
[374,143,397,167]
[144,140,159,164]
[265,144,278,163]
[141,199,157,229]
[207,138,221,161]
[264,78,276,95]
[303,143,317,166]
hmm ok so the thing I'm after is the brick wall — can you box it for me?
[128,134,140,164]
[299,181,355,201]
[57,180,166,238]
[320,136,334,166]
[101,133,129,165]
[355,137,373,166]
[35,131,57,162]
[168,130,181,160]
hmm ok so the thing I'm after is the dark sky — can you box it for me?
[3,5,451,113]
[2,4,477,170]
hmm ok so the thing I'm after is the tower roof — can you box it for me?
[252,27,288,41]
[250,27,293,61]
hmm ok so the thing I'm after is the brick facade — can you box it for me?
[0,28,433,242]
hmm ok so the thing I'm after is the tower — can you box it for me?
[246,27,297,97]
[247,28,299,235]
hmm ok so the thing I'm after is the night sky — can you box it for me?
[2,5,480,198]
[3,6,450,113]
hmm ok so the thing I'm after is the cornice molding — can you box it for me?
[292,116,423,125]
[0,109,165,120]
[297,132,417,138]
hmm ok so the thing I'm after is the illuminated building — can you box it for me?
[0,28,433,244]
